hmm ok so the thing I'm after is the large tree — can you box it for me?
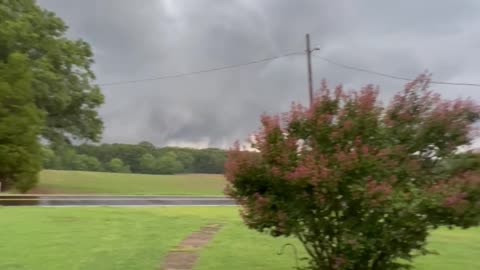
[226,76,480,270]
[0,53,42,192]
[0,0,104,144]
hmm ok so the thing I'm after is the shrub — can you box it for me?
[225,75,480,270]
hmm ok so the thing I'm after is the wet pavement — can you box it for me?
[0,195,236,206]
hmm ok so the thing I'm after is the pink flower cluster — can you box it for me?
[356,85,379,112]
[224,141,260,183]
[365,179,393,206]
[428,173,480,214]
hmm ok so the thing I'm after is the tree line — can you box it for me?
[42,142,226,175]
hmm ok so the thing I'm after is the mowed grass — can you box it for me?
[0,207,219,270]
[196,222,480,270]
[0,207,302,270]
[31,170,226,195]
[1,207,479,270]
[414,228,480,270]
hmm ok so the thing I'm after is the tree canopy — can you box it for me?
[0,53,42,192]
[226,75,480,270]
[0,0,104,144]
[0,0,104,192]
[106,158,130,174]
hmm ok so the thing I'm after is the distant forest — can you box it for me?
[42,142,226,175]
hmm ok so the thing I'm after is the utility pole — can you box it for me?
[305,34,314,107]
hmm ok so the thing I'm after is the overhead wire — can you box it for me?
[97,49,480,88]
[314,55,480,87]
[98,51,303,86]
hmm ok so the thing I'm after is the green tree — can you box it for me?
[76,143,147,173]
[41,145,64,170]
[138,141,155,151]
[106,158,130,173]
[71,154,102,172]
[55,147,78,170]
[157,152,183,174]
[70,154,89,171]
[176,151,195,173]
[41,145,56,169]
[0,0,104,144]
[0,53,42,192]
[70,143,228,175]
[441,152,480,175]
[139,153,156,174]
[193,149,226,173]
[83,156,102,172]
[226,76,480,270]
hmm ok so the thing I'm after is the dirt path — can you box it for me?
[161,224,222,270]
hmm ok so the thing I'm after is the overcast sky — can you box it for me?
[37,0,480,148]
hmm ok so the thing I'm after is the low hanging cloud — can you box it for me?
[38,0,480,148]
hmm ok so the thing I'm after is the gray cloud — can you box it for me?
[38,0,480,148]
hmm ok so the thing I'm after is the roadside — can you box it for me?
[0,195,235,206]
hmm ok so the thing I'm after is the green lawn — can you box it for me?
[1,207,479,270]
[197,220,480,270]
[30,170,225,195]
[414,228,480,270]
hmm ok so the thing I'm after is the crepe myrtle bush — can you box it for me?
[225,74,480,270]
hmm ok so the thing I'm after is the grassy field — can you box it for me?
[0,207,479,270]
[29,170,225,195]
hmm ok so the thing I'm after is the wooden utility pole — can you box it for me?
[305,34,314,106]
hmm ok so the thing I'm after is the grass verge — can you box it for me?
[29,170,225,195]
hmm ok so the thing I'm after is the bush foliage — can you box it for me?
[226,75,480,270]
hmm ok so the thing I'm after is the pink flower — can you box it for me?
[286,164,311,181]
[443,192,467,207]
[357,85,379,112]
[361,145,369,156]
[366,180,392,203]
[377,148,391,158]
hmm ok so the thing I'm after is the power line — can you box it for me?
[97,47,480,88]
[314,55,480,88]
[98,51,303,86]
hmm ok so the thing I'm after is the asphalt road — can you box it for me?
[0,195,236,206]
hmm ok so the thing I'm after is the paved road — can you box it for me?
[0,195,236,206]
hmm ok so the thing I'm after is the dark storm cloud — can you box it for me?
[38,0,480,148]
